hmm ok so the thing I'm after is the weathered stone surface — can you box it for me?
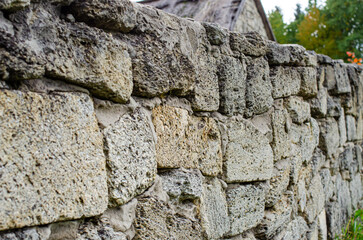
[305,175,325,223]
[256,195,292,239]
[318,118,340,157]
[0,0,29,11]
[326,96,341,117]
[134,197,203,240]
[298,67,318,98]
[309,88,328,118]
[152,105,223,176]
[338,108,347,146]
[104,108,157,207]
[336,174,353,219]
[310,148,326,177]
[266,43,316,66]
[0,90,107,230]
[326,201,344,240]
[350,174,362,210]
[200,177,230,239]
[69,0,137,32]
[274,217,308,240]
[202,22,227,46]
[217,55,247,116]
[346,115,357,141]
[319,169,334,204]
[270,66,301,99]
[317,54,332,64]
[159,169,203,202]
[271,106,292,162]
[122,5,219,111]
[317,209,327,240]
[103,199,137,234]
[245,57,273,117]
[339,144,358,176]
[334,63,351,94]
[0,226,50,240]
[229,32,267,57]
[1,5,133,103]
[223,118,273,183]
[265,160,290,208]
[323,65,337,92]
[226,183,265,236]
[284,96,311,124]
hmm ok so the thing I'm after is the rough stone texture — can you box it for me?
[309,88,328,118]
[284,96,311,124]
[223,118,273,183]
[217,55,247,116]
[334,63,351,95]
[338,144,357,176]
[318,118,340,157]
[298,67,318,98]
[271,107,293,162]
[270,66,301,99]
[0,90,108,230]
[103,108,157,207]
[1,5,133,103]
[266,43,316,66]
[350,174,362,210]
[152,105,223,176]
[256,195,292,239]
[319,169,334,204]
[274,217,309,240]
[0,0,29,11]
[159,169,203,202]
[346,115,357,141]
[318,209,328,240]
[69,0,137,33]
[202,22,227,46]
[134,197,203,240]
[338,108,347,146]
[245,57,273,117]
[229,32,267,57]
[200,177,230,239]
[77,217,128,240]
[265,160,290,208]
[226,183,265,236]
[305,175,325,223]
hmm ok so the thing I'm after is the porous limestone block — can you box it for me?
[274,217,308,240]
[70,0,137,32]
[223,118,273,183]
[338,108,347,146]
[226,183,265,236]
[265,160,290,208]
[326,96,342,117]
[77,217,128,240]
[326,202,344,240]
[202,22,227,46]
[310,148,326,177]
[271,107,292,162]
[0,90,108,231]
[200,178,230,239]
[309,88,328,118]
[229,32,267,57]
[317,209,327,240]
[298,67,318,98]
[350,174,362,210]
[336,174,353,218]
[318,118,340,157]
[319,169,334,204]
[270,66,301,99]
[305,175,325,223]
[346,115,357,141]
[134,197,203,240]
[255,195,292,239]
[152,105,223,176]
[338,144,358,176]
[1,5,133,103]
[217,55,247,116]
[159,168,203,202]
[245,57,273,117]
[266,43,316,66]
[284,96,311,124]
[323,65,336,91]
[103,199,138,233]
[334,62,351,94]
[0,0,29,11]
[103,108,157,207]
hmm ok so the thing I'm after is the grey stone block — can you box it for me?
[0,90,108,230]
[270,66,301,99]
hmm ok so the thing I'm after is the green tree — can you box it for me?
[285,4,305,44]
[268,7,287,43]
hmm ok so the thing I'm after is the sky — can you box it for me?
[260,0,308,23]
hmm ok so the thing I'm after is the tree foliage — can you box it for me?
[268,0,363,61]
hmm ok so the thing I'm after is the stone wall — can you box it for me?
[0,0,362,239]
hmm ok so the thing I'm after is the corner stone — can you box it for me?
[0,90,108,231]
